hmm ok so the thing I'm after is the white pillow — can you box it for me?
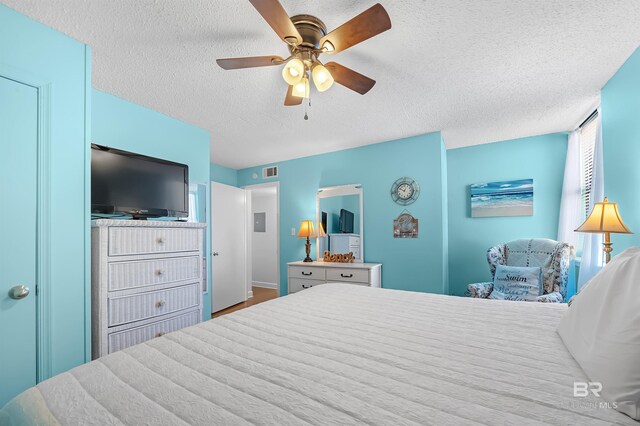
[557,247,640,420]
[489,265,541,301]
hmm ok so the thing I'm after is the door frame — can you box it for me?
[0,49,91,381]
[243,182,280,297]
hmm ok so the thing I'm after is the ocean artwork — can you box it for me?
[470,179,533,217]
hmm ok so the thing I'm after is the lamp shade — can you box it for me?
[297,220,317,238]
[282,58,304,85]
[312,64,334,92]
[292,75,310,99]
[317,222,327,237]
[575,197,633,234]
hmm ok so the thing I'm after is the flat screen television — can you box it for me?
[91,144,189,219]
[339,208,354,234]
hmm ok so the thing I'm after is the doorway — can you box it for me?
[245,182,280,301]
[210,181,279,317]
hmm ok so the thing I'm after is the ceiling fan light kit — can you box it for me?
[216,1,391,108]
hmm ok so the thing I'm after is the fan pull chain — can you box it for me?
[304,95,311,120]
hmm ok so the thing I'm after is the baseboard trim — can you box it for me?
[252,281,277,289]
[247,290,254,299]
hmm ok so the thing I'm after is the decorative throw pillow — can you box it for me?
[489,265,542,301]
[557,247,640,420]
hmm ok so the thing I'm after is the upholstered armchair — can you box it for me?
[467,239,573,303]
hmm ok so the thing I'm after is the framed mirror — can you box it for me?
[316,184,364,262]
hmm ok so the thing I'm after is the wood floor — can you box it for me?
[212,286,278,318]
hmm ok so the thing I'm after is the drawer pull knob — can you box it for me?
[301,272,312,276]
[302,284,312,289]
[156,237,165,244]
[155,332,166,338]
[156,300,166,308]
[155,269,165,276]
[340,273,353,278]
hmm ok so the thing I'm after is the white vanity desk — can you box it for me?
[287,261,382,293]
[288,183,382,294]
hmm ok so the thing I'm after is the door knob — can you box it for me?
[213,252,219,256]
[9,285,30,300]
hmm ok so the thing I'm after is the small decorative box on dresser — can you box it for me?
[287,261,382,293]
[91,219,207,359]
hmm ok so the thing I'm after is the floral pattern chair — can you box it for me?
[467,238,574,303]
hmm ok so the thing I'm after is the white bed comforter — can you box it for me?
[1,284,636,425]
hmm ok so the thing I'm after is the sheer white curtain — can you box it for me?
[557,130,581,248]
[577,108,604,290]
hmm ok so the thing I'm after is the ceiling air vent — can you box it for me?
[262,166,278,179]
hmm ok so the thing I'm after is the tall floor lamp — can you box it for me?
[575,197,632,263]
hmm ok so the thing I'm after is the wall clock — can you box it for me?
[391,177,420,205]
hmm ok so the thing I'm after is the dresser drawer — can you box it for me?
[289,278,325,293]
[326,268,370,284]
[108,309,200,353]
[108,227,200,256]
[108,283,200,326]
[289,266,325,281]
[108,256,200,292]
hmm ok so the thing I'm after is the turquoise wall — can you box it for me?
[0,4,91,377]
[237,133,449,295]
[92,90,212,318]
[447,133,568,296]
[210,163,238,186]
[602,47,640,252]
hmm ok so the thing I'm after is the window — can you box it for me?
[579,111,598,220]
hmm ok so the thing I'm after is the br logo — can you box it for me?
[574,382,603,397]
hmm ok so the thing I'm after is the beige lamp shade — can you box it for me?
[317,222,327,237]
[575,197,632,234]
[297,220,317,238]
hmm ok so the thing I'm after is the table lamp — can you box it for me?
[575,197,632,263]
[298,220,317,262]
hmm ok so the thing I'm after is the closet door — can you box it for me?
[0,76,38,406]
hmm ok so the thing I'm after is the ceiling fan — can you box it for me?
[216,0,391,106]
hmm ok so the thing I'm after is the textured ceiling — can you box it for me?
[3,1,640,169]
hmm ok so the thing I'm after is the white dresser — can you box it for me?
[328,234,361,259]
[287,261,382,293]
[91,219,206,359]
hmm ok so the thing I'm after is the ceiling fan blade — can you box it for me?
[284,85,303,106]
[320,3,391,54]
[325,62,376,95]
[249,0,302,46]
[216,55,285,70]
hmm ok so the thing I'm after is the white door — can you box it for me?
[0,76,38,406]
[211,182,247,312]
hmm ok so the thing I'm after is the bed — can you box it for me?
[1,284,636,425]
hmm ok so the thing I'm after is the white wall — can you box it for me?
[251,189,278,287]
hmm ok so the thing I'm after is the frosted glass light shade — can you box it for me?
[292,76,310,98]
[312,64,334,92]
[282,58,304,85]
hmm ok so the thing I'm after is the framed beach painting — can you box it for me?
[470,179,533,217]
